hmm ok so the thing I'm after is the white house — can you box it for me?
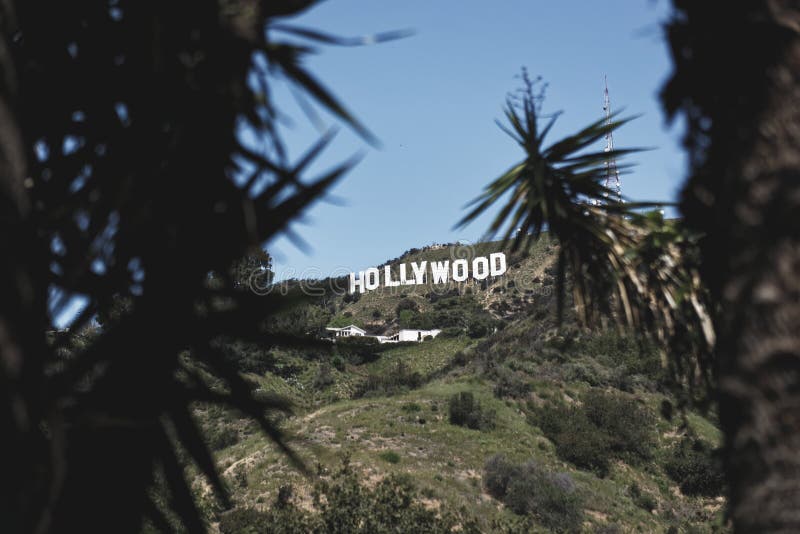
[382,329,441,343]
[324,325,440,344]
[325,325,366,338]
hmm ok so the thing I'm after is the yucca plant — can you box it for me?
[457,72,648,322]
[622,212,715,402]
[457,72,713,387]
[0,1,407,532]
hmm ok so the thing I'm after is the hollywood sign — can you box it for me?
[349,252,507,294]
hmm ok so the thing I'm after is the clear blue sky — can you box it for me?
[265,0,685,280]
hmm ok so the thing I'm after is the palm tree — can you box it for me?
[662,2,800,531]
[462,5,800,529]
[456,72,711,372]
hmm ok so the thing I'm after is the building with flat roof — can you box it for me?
[383,329,441,343]
[323,325,441,344]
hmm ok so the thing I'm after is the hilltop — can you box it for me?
[186,239,727,533]
[284,237,557,338]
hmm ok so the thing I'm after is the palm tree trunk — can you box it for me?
[715,72,800,532]
[666,2,800,531]
[0,3,51,531]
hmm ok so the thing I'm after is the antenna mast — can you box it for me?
[602,76,622,203]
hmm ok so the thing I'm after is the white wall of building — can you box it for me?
[396,329,441,342]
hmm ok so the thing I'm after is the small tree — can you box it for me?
[231,248,274,292]
[448,391,496,430]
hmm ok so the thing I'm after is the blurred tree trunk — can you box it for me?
[0,3,50,531]
[716,61,800,530]
[665,2,800,531]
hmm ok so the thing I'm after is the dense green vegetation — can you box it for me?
[189,242,728,533]
[532,389,656,477]
[483,454,583,533]
[218,458,476,534]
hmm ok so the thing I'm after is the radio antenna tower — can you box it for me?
[602,76,623,203]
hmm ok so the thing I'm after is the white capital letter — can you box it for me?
[400,263,415,285]
[472,257,489,280]
[452,259,468,282]
[365,267,380,291]
[489,253,507,276]
[431,261,449,284]
[411,261,427,285]
[349,271,365,294]
[384,265,400,287]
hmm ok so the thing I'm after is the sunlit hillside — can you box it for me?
[183,240,727,534]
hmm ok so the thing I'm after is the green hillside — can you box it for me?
[187,241,727,534]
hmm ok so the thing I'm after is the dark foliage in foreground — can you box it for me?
[0,1,407,531]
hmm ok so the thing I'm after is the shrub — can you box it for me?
[429,309,467,328]
[328,314,364,328]
[356,360,423,397]
[402,311,435,330]
[549,410,612,476]
[313,362,335,390]
[452,350,470,366]
[534,402,612,476]
[379,451,401,464]
[396,297,419,316]
[629,483,658,512]
[264,301,333,337]
[205,424,240,451]
[219,495,317,534]
[483,454,516,498]
[276,485,294,508]
[448,391,496,431]
[220,459,466,533]
[337,335,381,348]
[534,390,655,476]
[219,340,276,375]
[219,507,270,533]
[336,335,383,364]
[582,390,655,462]
[483,456,583,533]
[343,291,361,304]
[467,316,497,338]
[438,326,464,339]
[493,368,532,399]
[664,438,725,497]
[398,309,417,328]
[660,399,674,421]
[562,361,605,386]
[576,331,665,387]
